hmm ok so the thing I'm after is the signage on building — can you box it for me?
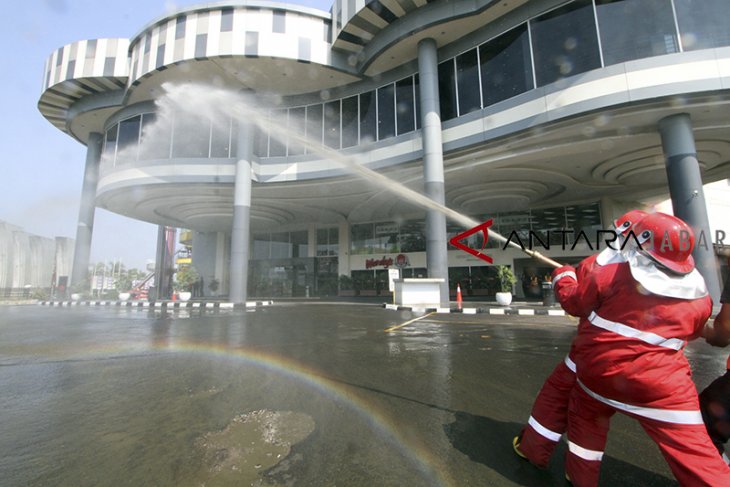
[375,223,398,235]
[365,253,410,269]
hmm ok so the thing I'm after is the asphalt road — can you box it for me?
[1,303,727,486]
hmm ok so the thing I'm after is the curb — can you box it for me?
[38,300,274,309]
[382,303,566,316]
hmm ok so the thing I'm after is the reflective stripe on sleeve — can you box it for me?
[568,441,604,461]
[578,380,703,424]
[723,452,729,465]
[587,311,685,351]
[552,270,577,285]
[564,355,576,373]
[527,415,562,442]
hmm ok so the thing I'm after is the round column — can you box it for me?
[658,113,721,303]
[229,122,253,304]
[70,132,102,289]
[418,38,449,306]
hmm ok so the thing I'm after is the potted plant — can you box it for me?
[495,265,517,306]
[174,266,199,301]
[208,278,220,297]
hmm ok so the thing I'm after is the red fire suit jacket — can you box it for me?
[553,261,712,411]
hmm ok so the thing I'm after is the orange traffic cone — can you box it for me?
[456,283,463,310]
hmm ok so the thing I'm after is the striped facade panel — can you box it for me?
[43,38,129,92]
[333,0,427,49]
[128,7,334,83]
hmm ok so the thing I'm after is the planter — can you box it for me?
[71,293,81,301]
[496,291,513,306]
[178,291,192,302]
[118,292,131,301]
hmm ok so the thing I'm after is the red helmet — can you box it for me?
[613,209,648,236]
[632,212,695,274]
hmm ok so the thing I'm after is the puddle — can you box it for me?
[196,409,315,486]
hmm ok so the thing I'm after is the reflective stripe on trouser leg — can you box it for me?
[566,384,614,486]
[519,360,576,468]
[638,410,730,485]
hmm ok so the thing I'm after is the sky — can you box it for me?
[2,0,332,271]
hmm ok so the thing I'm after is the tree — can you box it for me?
[174,266,200,292]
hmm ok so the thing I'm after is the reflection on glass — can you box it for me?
[675,0,730,51]
[530,0,601,87]
[288,107,306,156]
[324,100,341,149]
[377,84,395,140]
[305,104,323,153]
[139,113,173,160]
[210,117,231,158]
[269,109,287,157]
[102,125,118,166]
[395,77,415,135]
[456,49,481,115]
[117,115,141,164]
[438,59,457,121]
[596,0,678,66]
[172,114,210,158]
[341,96,359,148]
[480,24,533,107]
[359,91,377,144]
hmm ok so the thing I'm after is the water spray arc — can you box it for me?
[159,83,562,269]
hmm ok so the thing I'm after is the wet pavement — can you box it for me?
[1,303,727,486]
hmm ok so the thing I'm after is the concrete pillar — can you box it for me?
[70,132,102,288]
[307,224,317,258]
[658,113,721,303]
[417,38,449,305]
[229,122,254,304]
[338,221,351,278]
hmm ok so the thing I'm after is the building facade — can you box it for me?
[0,221,74,298]
[39,0,730,303]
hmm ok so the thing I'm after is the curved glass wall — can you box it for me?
[101,0,730,165]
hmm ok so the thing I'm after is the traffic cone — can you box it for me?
[456,283,463,310]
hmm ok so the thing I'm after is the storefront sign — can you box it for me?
[365,256,393,269]
[375,223,398,235]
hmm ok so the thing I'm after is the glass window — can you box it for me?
[351,223,374,254]
[116,115,141,163]
[253,124,268,157]
[675,0,730,51]
[172,114,210,158]
[139,113,172,160]
[438,59,457,121]
[305,104,323,152]
[596,0,678,66]
[156,45,165,69]
[359,91,377,144]
[456,49,481,115]
[210,117,231,158]
[324,100,341,149]
[195,34,207,59]
[399,220,425,252]
[269,109,287,157]
[565,203,602,244]
[221,8,234,32]
[377,83,395,140]
[273,10,286,34]
[288,107,306,156]
[253,236,270,260]
[530,0,601,87]
[341,96,359,148]
[102,125,118,166]
[480,24,533,107]
[290,231,308,258]
[270,232,290,258]
[317,227,338,256]
[175,16,186,39]
[530,208,567,246]
[395,77,415,135]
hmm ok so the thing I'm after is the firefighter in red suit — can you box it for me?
[514,210,648,467]
[555,212,730,486]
